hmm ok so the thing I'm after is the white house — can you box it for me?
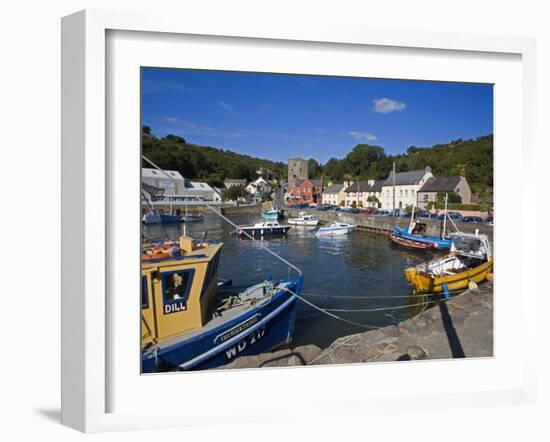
[245,176,270,195]
[224,178,247,189]
[322,183,346,205]
[380,166,433,210]
[343,179,384,207]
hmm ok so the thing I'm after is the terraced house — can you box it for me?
[344,180,384,207]
[380,166,433,210]
[322,183,346,206]
[417,170,471,209]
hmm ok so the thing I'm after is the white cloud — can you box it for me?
[217,101,234,112]
[349,131,378,142]
[373,98,406,114]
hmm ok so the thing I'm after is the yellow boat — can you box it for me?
[404,231,493,294]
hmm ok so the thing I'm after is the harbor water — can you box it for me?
[143,213,432,349]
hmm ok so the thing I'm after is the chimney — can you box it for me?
[367,179,375,187]
[460,168,466,178]
[425,165,432,173]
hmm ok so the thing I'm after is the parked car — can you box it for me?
[361,207,377,215]
[373,210,391,217]
[462,216,483,224]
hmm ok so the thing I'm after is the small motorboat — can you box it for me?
[237,221,292,238]
[287,212,319,226]
[181,213,204,222]
[404,231,493,294]
[315,222,355,236]
[142,212,181,224]
[389,232,437,251]
[261,209,282,220]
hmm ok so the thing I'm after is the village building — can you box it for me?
[142,168,222,202]
[287,157,308,189]
[223,178,247,189]
[343,179,385,207]
[322,183,346,206]
[245,176,271,195]
[417,170,471,209]
[287,179,323,205]
[380,166,433,211]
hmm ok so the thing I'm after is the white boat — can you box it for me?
[237,221,292,238]
[181,213,204,222]
[288,212,319,226]
[315,222,356,236]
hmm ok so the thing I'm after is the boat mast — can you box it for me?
[442,193,448,238]
[392,161,396,216]
[408,200,416,234]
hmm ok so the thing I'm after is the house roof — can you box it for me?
[142,168,184,181]
[295,178,322,187]
[324,183,344,194]
[419,176,462,192]
[383,169,429,186]
[344,181,371,192]
[344,180,385,193]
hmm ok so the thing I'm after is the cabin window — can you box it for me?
[141,275,149,309]
[161,269,195,313]
[202,251,221,295]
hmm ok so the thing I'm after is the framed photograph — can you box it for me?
[62,9,537,432]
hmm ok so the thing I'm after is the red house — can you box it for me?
[287,179,323,205]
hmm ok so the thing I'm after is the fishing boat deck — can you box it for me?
[149,281,292,350]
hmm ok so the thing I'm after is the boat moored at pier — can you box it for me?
[141,235,304,372]
[261,209,282,220]
[142,212,181,225]
[287,212,319,226]
[237,221,292,238]
[404,231,493,294]
[315,222,355,236]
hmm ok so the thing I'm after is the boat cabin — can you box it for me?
[141,236,223,347]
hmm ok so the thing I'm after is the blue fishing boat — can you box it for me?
[141,235,303,372]
[142,212,181,224]
[261,209,282,219]
[391,223,452,250]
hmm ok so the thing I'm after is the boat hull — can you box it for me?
[391,227,451,250]
[181,215,204,222]
[389,233,437,251]
[315,226,354,236]
[261,210,282,220]
[143,214,181,224]
[238,226,291,237]
[142,276,303,372]
[405,256,494,293]
[288,219,319,226]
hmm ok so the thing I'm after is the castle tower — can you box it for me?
[288,157,308,188]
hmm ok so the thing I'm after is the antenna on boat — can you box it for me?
[442,193,448,238]
[142,154,303,276]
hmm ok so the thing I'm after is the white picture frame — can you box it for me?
[61,9,537,433]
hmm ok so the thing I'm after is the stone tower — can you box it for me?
[288,157,308,188]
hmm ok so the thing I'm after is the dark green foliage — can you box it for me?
[437,191,462,204]
[315,135,493,201]
[222,184,248,201]
[141,128,285,183]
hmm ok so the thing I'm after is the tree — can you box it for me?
[308,158,321,178]
[357,201,363,208]
[223,184,248,202]
[142,125,152,135]
[436,192,461,204]
[367,195,380,207]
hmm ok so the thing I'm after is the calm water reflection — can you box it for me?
[143,213,432,349]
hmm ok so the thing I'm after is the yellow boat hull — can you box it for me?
[405,256,494,294]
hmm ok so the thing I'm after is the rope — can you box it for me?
[300,289,465,300]
[142,155,303,276]
[281,287,382,330]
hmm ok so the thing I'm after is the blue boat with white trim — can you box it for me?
[141,235,303,373]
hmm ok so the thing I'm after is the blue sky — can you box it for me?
[142,68,493,163]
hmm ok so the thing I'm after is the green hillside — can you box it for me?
[142,127,492,202]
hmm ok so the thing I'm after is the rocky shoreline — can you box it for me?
[221,281,493,369]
